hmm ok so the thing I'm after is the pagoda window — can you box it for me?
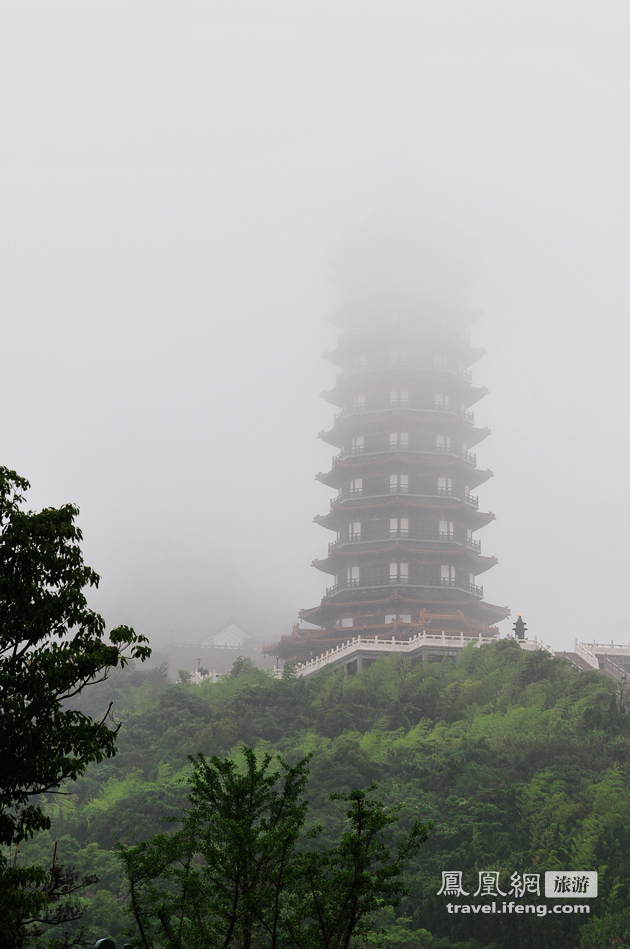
[469,572,475,586]
[439,520,454,540]
[390,350,409,365]
[341,617,354,627]
[433,353,448,369]
[389,562,409,583]
[349,478,363,497]
[347,566,360,587]
[350,521,362,541]
[355,355,367,371]
[389,432,409,450]
[389,474,409,494]
[440,564,455,586]
[434,393,450,410]
[389,390,409,407]
[437,476,453,496]
[351,435,365,454]
[436,434,451,451]
[352,394,366,411]
[390,517,409,537]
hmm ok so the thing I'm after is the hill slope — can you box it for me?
[21,641,630,949]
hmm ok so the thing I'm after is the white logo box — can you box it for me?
[545,871,598,898]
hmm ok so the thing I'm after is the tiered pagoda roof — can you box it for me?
[266,231,509,663]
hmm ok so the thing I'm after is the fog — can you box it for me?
[2,1,629,653]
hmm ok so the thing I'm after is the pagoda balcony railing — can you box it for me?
[327,532,481,553]
[334,445,367,460]
[434,444,476,465]
[332,489,479,509]
[333,364,474,385]
[439,577,483,595]
[341,488,365,500]
[438,486,479,507]
[325,577,483,598]
[333,404,475,423]
[332,445,477,465]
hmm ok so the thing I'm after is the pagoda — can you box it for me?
[268,221,509,662]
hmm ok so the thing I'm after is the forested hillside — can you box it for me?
[18,641,630,949]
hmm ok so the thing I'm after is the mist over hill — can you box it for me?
[89,537,296,648]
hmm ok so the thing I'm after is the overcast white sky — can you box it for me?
[2,1,630,652]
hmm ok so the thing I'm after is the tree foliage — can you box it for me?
[0,467,150,947]
[119,748,428,949]
[0,467,150,848]
[1,847,98,949]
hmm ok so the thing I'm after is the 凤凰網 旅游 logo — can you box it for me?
[437,870,598,900]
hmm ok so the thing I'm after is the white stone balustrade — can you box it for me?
[573,640,600,669]
[294,630,542,678]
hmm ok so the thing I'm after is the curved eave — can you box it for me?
[318,400,489,443]
[316,455,493,490]
[463,427,491,450]
[314,545,498,575]
[317,418,492,449]
[321,371,487,408]
[300,588,508,627]
[325,584,485,608]
[320,463,493,493]
[470,600,511,624]
[323,335,487,370]
[299,589,510,635]
[315,497,496,531]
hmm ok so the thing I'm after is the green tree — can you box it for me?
[119,748,428,949]
[289,786,428,949]
[0,467,150,847]
[120,749,311,949]
[0,467,150,946]
[1,850,98,949]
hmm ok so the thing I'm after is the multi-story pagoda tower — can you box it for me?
[268,219,509,662]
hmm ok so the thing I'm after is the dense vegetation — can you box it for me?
[119,748,427,949]
[0,465,150,948]
[15,641,630,948]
